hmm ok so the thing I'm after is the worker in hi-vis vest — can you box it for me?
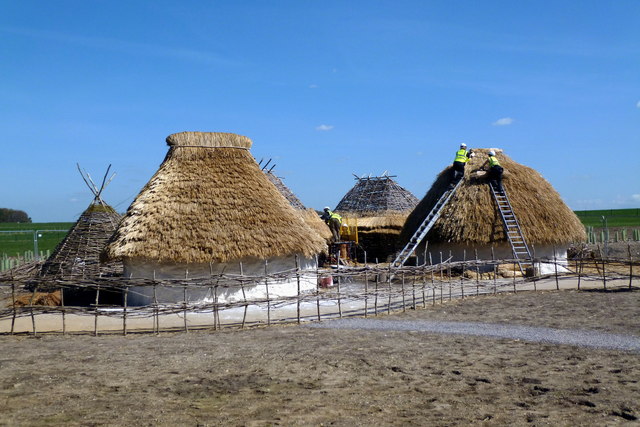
[486,150,504,191]
[321,207,342,242]
[450,143,474,187]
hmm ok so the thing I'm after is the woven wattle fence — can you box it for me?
[0,248,638,336]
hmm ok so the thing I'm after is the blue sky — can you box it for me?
[1,1,639,222]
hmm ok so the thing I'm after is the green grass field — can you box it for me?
[0,222,73,258]
[574,208,640,228]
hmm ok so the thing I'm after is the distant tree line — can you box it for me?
[0,208,31,223]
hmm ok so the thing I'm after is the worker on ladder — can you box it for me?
[486,150,504,191]
[322,207,342,242]
[450,143,474,187]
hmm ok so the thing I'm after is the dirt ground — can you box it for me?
[0,289,638,426]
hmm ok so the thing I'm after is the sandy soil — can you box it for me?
[0,288,639,426]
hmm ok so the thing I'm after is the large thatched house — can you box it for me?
[264,169,332,241]
[102,132,327,305]
[335,174,419,262]
[400,148,586,265]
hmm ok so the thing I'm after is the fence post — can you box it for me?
[364,253,369,317]
[337,253,342,319]
[491,246,497,294]
[264,260,270,326]
[629,244,633,289]
[461,249,466,299]
[11,282,16,335]
[60,283,66,336]
[429,252,434,307]
[598,245,606,290]
[553,246,559,290]
[29,282,38,336]
[387,263,392,315]
[183,270,188,333]
[474,248,480,296]
[153,270,159,334]
[241,262,248,329]
[123,285,129,336]
[315,254,321,322]
[295,255,301,324]
[577,249,583,291]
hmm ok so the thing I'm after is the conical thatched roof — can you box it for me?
[265,170,332,241]
[401,148,586,245]
[335,175,419,231]
[40,196,121,278]
[102,132,327,264]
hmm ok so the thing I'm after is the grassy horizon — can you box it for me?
[0,222,73,257]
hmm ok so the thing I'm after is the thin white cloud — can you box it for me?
[309,84,318,89]
[636,100,640,108]
[315,124,334,131]
[0,26,239,66]
[69,198,79,203]
[492,117,514,126]
[632,194,640,202]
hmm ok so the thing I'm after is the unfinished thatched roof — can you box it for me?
[335,175,418,218]
[265,170,332,241]
[335,175,418,233]
[40,200,122,278]
[102,132,327,264]
[401,148,586,245]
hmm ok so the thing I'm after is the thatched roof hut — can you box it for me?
[265,169,332,241]
[102,132,327,304]
[335,174,419,261]
[40,203,121,279]
[400,148,586,263]
[38,168,123,305]
[40,167,122,280]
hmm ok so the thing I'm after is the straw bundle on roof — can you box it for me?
[401,148,586,246]
[102,132,327,264]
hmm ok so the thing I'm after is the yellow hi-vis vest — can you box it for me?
[329,211,342,222]
[454,149,469,163]
[489,156,501,167]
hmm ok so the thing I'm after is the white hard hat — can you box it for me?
[324,206,330,211]
[488,150,496,156]
[460,143,467,148]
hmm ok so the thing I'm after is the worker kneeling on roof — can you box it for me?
[321,207,342,242]
[450,143,474,187]
[486,150,504,191]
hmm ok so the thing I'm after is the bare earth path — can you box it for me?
[0,289,639,426]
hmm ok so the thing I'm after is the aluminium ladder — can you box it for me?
[392,178,463,267]
[489,182,533,274]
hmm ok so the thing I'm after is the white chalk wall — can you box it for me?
[123,255,318,306]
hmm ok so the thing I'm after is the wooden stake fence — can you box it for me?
[1,253,637,336]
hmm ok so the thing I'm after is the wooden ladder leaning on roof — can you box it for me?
[489,182,533,275]
[391,178,464,268]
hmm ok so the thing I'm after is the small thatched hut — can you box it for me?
[264,169,332,241]
[39,168,122,304]
[335,174,419,262]
[400,148,586,266]
[102,132,327,305]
